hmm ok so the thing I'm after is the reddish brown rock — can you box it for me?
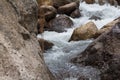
[58,2,78,15]
[39,5,57,22]
[52,0,79,9]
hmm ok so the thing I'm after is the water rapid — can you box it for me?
[37,2,120,80]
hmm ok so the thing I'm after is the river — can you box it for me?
[38,2,120,80]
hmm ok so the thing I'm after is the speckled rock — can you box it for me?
[0,0,54,80]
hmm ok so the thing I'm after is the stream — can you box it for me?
[37,2,120,80]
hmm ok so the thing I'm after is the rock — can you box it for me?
[37,18,46,34]
[69,21,98,41]
[45,15,73,32]
[89,15,101,20]
[52,0,70,9]
[58,2,78,15]
[52,0,79,9]
[98,0,105,5]
[71,22,120,80]
[38,38,54,51]
[0,0,54,80]
[39,5,57,22]
[108,0,118,6]
[116,0,120,5]
[94,17,120,38]
[70,8,81,18]
[98,0,118,6]
[84,0,95,4]
[37,0,53,5]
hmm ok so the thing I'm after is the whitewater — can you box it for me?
[38,2,120,80]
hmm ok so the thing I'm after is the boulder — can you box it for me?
[39,5,57,22]
[52,0,79,9]
[116,0,120,5]
[69,21,98,41]
[45,15,73,32]
[71,22,120,80]
[70,8,81,18]
[38,39,54,51]
[94,17,120,38]
[58,2,78,15]
[0,0,54,80]
[98,0,105,5]
[98,0,118,6]
[84,0,95,4]
[108,0,118,6]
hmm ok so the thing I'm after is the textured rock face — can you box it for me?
[71,22,120,80]
[0,0,54,80]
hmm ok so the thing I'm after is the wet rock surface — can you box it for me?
[71,22,120,80]
[38,38,54,51]
[70,8,81,18]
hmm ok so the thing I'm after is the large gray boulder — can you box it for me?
[0,0,54,80]
[45,15,73,32]
[71,22,120,80]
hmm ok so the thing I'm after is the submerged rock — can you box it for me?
[70,8,81,18]
[38,38,54,51]
[89,15,101,20]
[45,15,73,32]
[69,21,98,41]
[0,0,54,80]
[71,22,120,80]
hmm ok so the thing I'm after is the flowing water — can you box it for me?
[37,2,120,80]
